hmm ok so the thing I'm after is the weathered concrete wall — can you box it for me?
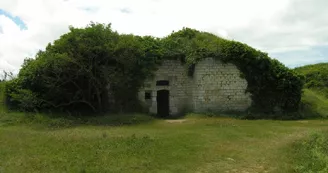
[191,58,252,113]
[138,58,252,116]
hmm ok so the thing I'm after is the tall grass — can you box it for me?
[0,111,155,129]
[293,131,328,173]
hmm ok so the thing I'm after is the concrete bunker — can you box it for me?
[138,58,252,117]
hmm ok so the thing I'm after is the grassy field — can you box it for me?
[0,112,328,173]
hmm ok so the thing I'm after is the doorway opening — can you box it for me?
[157,90,169,117]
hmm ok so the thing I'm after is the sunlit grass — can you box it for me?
[0,112,327,173]
[301,89,328,118]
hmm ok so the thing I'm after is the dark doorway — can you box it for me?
[157,90,169,117]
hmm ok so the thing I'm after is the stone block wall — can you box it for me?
[191,58,252,113]
[138,58,252,116]
[138,60,191,115]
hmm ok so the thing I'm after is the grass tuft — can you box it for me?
[293,131,328,173]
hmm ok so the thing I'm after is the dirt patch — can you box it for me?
[165,119,187,123]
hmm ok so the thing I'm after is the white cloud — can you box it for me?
[0,0,328,74]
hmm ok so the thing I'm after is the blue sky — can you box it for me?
[0,0,328,73]
[272,45,328,68]
[0,9,27,30]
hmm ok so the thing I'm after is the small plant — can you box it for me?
[102,132,107,138]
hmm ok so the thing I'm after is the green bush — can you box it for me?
[4,79,41,112]
[0,82,6,112]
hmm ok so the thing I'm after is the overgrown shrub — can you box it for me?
[4,23,303,116]
[0,81,6,112]
[5,23,162,113]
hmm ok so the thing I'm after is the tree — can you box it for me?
[1,70,14,81]
[5,22,162,113]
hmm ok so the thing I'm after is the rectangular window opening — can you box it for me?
[156,80,169,86]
